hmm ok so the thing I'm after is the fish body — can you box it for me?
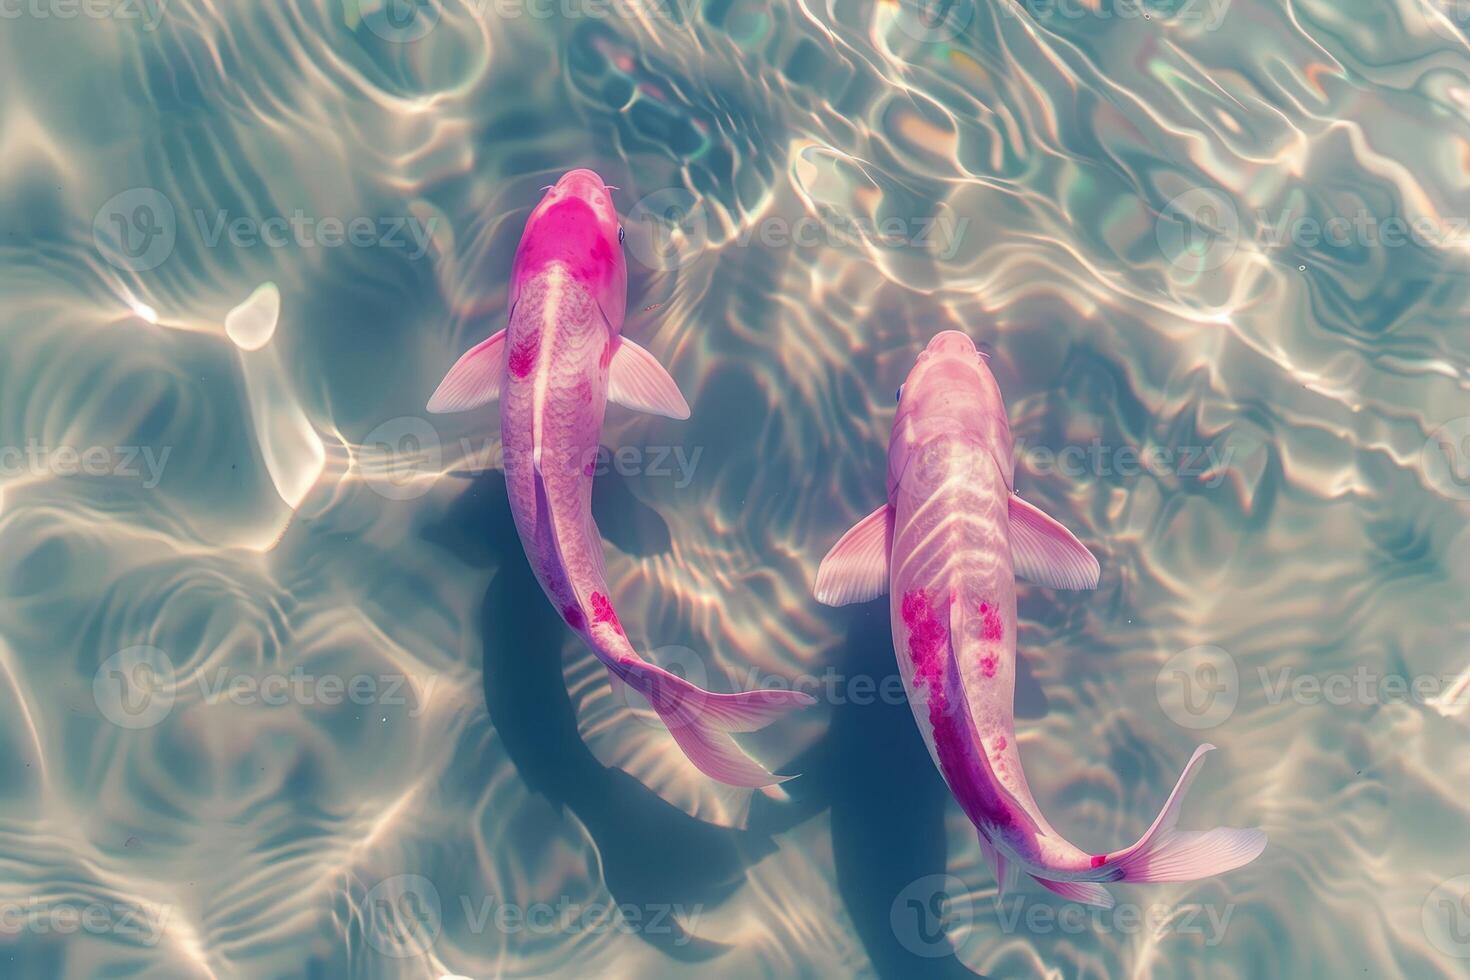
[431,169,812,787]
[816,331,1265,906]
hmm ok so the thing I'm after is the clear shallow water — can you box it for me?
[3,0,1470,976]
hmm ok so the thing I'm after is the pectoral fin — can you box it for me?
[607,337,691,420]
[427,329,507,414]
[813,504,893,606]
[978,835,1018,899]
[1008,495,1100,590]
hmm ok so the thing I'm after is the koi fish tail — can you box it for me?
[613,658,814,787]
[1092,744,1267,885]
[1024,745,1265,907]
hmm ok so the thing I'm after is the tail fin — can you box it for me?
[1103,744,1267,883]
[1030,875,1114,908]
[616,659,815,787]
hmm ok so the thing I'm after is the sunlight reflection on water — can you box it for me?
[1,0,1470,976]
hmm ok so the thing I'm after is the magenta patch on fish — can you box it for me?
[590,592,622,634]
[514,198,611,285]
[903,589,1012,828]
[902,589,947,665]
[508,335,538,378]
[901,589,948,706]
[978,600,1003,641]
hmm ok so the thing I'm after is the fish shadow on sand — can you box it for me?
[742,600,985,979]
[746,603,1049,980]
[422,468,777,961]
[424,465,1049,973]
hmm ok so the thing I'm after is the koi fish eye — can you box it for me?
[895,384,904,403]
[618,226,625,243]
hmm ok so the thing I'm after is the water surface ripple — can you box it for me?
[2,0,1470,976]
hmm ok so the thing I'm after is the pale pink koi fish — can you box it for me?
[428,169,812,786]
[814,331,1264,907]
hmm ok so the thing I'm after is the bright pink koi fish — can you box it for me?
[429,169,813,786]
[814,331,1264,906]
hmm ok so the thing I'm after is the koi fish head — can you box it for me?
[888,331,1013,500]
[512,168,627,330]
